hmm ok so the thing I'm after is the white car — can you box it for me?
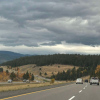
[26,80,30,83]
[8,79,12,83]
[23,79,26,82]
[90,77,99,85]
[76,78,83,84]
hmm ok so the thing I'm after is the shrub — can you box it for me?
[50,78,55,84]
[44,72,47,75]
[39,68,42,70]
[58,66,60,68]
[6,70,9,73]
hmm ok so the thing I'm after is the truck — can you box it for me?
[90,77,99,85]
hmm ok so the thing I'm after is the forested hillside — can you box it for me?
[1,54,100,80]
[51,67,89,80]
[0,54,100,69]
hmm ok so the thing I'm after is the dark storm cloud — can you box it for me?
[0,0,100,47]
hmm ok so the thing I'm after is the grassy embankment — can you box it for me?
[0,81,74,92]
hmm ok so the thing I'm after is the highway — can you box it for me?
[0,82,35,84]
[1,83,100,100]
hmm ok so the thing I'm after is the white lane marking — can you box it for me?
[84,83,87,88]
[79,90,82,93]
[83,87,85,89]
[69,96,75,100]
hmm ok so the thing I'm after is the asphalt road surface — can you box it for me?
[1,83,100,100]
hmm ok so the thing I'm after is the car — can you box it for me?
[84,79,88,83]
[26,80,30,83]
[23,79,26,82]
[8,79,12,83]
[76,78,83,84]
[90,77,99,85]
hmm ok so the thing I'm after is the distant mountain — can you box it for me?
[0,51,30,64]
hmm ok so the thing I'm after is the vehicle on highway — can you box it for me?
[90,77,99,85]
[23,79,26,82]
[8,79,12,83]
[84,79,88,83]
[26,80,30,83]
[76,78,83,84]
[35,80,40,83]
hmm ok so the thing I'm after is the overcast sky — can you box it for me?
[0,0,100,55]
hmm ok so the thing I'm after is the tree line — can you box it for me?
[1,54,100,80]
[0,54,100,69]
[51,67,90,80]
[10,71,34,81]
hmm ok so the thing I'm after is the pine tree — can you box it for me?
[23,71,29,79]
[0,68,3,72]
[6,70,9,73]
[39,72,42,76]
[10,72,16,80]
[31,74,34,81]
[44,72,47,76]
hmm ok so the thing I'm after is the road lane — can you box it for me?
[0,82,74,99]
[2,83,86,100]
[74,83,100,100]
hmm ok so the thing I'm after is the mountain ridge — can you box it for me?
[0,51,31,64]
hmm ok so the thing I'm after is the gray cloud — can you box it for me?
[0,0,100,49]
[40,41,61,46]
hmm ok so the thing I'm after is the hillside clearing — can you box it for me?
[19,64,79,77]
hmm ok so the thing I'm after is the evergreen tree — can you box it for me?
[10,72,16,80]
[23,71,29,79]
[51,74,55,79]
[0,68,3,72]
[26,71,29,79]
[31,74,34,81]
[6,70,9,73]
[71,67,77,80]
[1,54,100,68]
[39,68,42,70]
[23,73,27,79]
[44,72,47,76]
[39,72,42,76]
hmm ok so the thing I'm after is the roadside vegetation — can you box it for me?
[51,65,100,80]
[91,65,100,78]
[0,69,9,81]
[0,67,34,82]
[0,81,74,92]
[51,67,89,80]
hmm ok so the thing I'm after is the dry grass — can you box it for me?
[0,66,17,73]
[0,64,79,78]
[19,64,79,77]
[0,81,74,92]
